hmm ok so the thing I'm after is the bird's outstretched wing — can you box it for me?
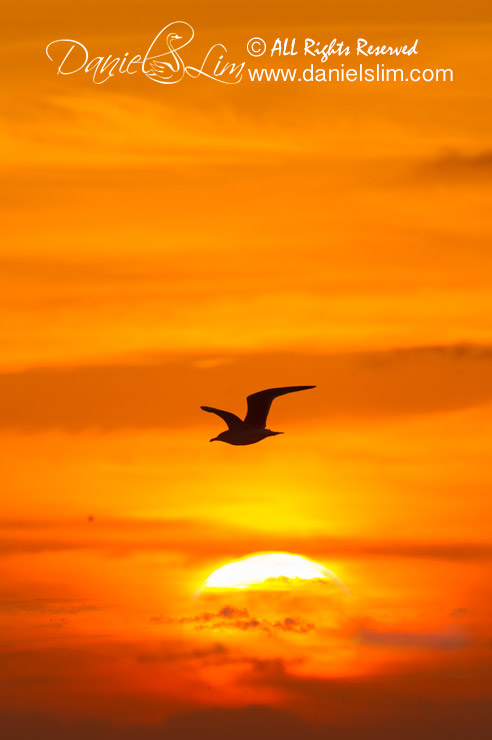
[244,386,316,429]
[200,406,243,430]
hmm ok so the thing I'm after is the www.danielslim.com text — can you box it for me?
[248,64,453,83]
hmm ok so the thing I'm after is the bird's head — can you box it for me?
[210,432,228,443]
[168,33,182,42]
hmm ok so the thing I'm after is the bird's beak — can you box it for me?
[175,35,182,39]
[210,437,217,442]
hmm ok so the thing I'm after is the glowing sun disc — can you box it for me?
[198,552,349,593]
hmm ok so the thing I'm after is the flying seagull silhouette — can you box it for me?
[201,386,316,445]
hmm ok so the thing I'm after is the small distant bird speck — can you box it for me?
[201,386,316,446]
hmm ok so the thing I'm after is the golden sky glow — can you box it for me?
[1,1,492,739]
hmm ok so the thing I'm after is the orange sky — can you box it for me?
[1,1,492,739]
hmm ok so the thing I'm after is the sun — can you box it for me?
[197,552,349,593]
